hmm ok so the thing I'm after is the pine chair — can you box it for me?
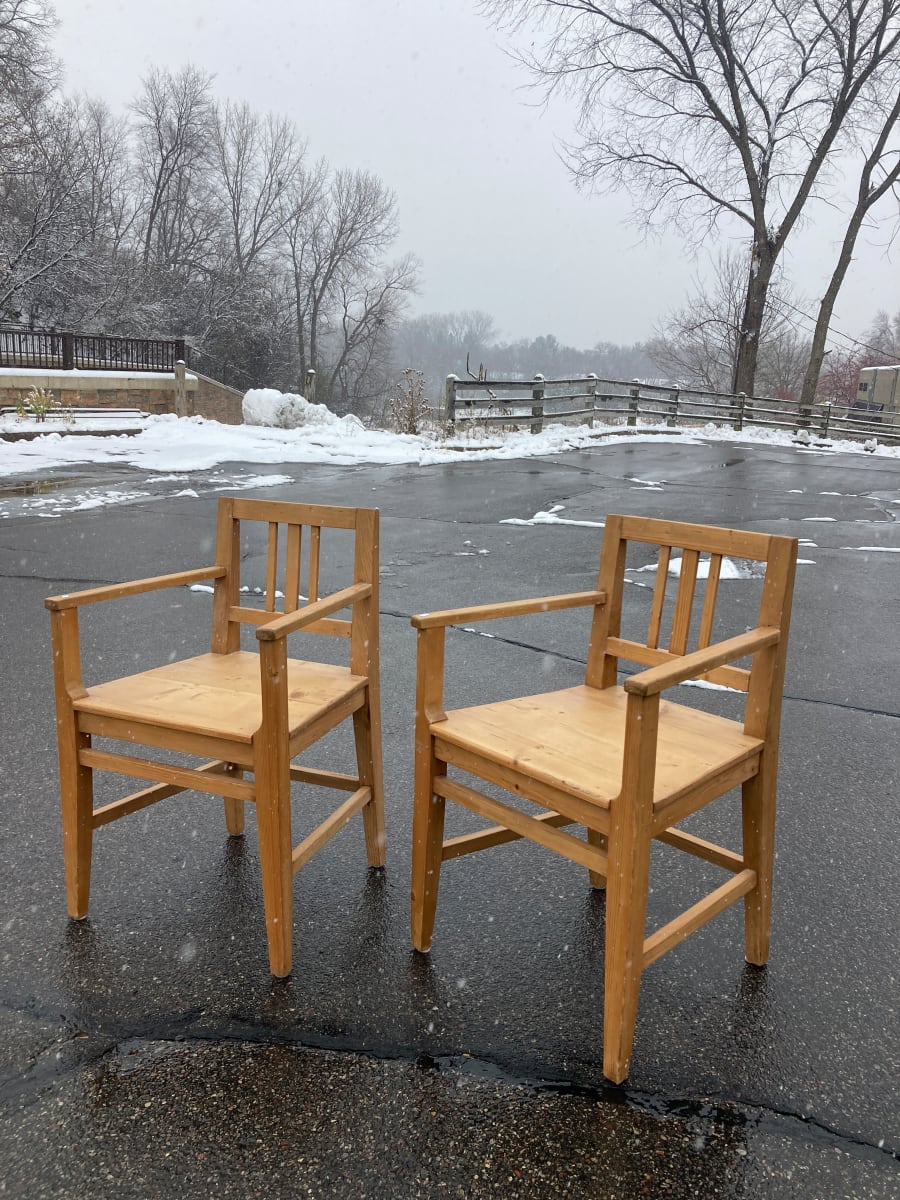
[46,498,385,977]
[410,514,797,1082]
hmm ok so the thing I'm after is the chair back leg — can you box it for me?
[353,686,386,868]
[223,764,246,836]
[587,829,608,889]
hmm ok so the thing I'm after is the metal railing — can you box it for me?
[0,327,188,373]
[443,374,900,447]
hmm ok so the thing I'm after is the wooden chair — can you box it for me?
[46,498,385,977]
[410,514,797,1082]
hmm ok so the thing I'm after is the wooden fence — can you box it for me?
[444,374,900,447]
[0,327,188,373]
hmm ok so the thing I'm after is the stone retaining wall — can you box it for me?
[0,369,244,423]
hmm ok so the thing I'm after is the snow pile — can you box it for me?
[242,388,363,432]
[630,555,756,579]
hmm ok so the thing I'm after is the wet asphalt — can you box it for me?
[0,436,898,1197]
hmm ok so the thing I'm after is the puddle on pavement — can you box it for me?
[0,474,91,498]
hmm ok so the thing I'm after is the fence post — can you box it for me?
[174,359,188,417]
[305,368,316,403]
[531,374,545,435]
[667,388,679,428]
[628,383,639,427]
[174,338,186,365]
[735,391,746,431]
[586,373,597,428]
[820,401,831,439]
[445,374,458,430]
[61,331,74,371]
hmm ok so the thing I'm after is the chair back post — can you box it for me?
[586,514,627,688]
[211,497,241,653]
[350,508,379,678]
[745,534,798,744]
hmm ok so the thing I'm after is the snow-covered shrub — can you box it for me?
[242,389,363,431]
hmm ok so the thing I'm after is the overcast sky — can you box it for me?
[56,0,899,350]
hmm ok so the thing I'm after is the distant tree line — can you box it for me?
[0,2,416,415]
[391,310,657,407]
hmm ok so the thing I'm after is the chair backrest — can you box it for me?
[586,514,797,733]
[209,498,378,669]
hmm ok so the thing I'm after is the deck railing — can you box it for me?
[443,374,899,447]
[0,327,188,373]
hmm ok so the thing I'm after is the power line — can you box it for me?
[769,296,897,358]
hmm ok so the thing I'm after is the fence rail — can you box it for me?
[444,374,900,447]
[0,327,188,373]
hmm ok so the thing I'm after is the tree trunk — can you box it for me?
[798,206,880,412]
[732,238,776,396]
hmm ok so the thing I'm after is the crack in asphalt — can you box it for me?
[1,1014,896,1169]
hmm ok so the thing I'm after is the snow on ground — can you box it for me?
[500,503,606,529]
[1,408,898,523]
[1,410,898,481]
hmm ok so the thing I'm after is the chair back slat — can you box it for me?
[697,554,722,649]
[309,526,321,603]
[646,546,670,649]
[265,523,278,612]
[669,548,699,655]
[284,524,302,611]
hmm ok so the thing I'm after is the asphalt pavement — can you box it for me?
[1,437,898,1197]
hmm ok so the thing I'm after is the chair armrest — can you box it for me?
[623,627,780,697]
[45,566,226,611]
[256,583,373,641]
[410,590,606,630]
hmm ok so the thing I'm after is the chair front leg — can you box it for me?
[59,727,94,919]
[741,755,777,965]
[255,641,294,977]
[411,626,447,953]
[411,734,446,953]
[603,692,658,1084]
[49,608,93,918]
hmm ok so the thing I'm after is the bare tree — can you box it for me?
[486,0,900,395]
[797,107,900,408]
[286,166,405,397]
[0,0,58,135]
[651,250,809,396]
[327,252,419,414]
[864,309,900,358]
[131,66,216,271]
[0,95,128,322]
[210,102,303,275]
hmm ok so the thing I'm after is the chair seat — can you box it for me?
[75,651,367,745]
[433,685,763,810]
